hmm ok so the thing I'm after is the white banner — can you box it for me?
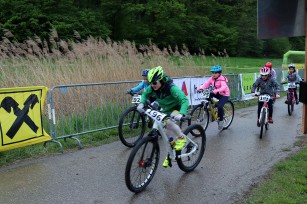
[240,73,257,101]
[173,76,209,106]
[172,78,191,105]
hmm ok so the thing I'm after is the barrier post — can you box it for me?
[303,0,307,134]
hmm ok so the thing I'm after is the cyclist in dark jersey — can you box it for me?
[283,63,302,105]
[251,67,280,126]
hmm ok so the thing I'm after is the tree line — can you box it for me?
[0,0,304,58]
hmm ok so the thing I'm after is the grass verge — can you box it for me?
[243,135,307,204]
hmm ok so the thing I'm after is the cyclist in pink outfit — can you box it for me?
[197,65,230,130]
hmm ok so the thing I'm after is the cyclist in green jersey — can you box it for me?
[137,66,189,168]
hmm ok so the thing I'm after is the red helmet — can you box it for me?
[265,62,272,68]
[260,66,270,75]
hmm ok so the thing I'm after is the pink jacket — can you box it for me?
[197,75,230,96]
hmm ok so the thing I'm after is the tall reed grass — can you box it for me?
[0,30,218,88]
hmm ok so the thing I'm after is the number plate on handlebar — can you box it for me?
[131,95,141,103]
[145,109,167,123]
[201,89,210,98]
[258,94,271,102]
[288,83,296,89]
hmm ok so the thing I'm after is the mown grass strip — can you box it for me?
[244,138,307,203]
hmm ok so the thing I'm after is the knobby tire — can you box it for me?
[189,104,209,135]
[222,100,234,129]
[287,93,294,116]
[177,124,206,172]
[125,136,160,193]
[118,106,146,147]
[259,108,266,139]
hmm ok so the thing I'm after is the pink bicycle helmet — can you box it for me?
[260,66,270,75]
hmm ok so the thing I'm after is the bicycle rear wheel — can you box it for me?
[177,124,206,172]
[222,101,234,129]
[125,136,160,193]
[118,106,146,147]
[188,104,209,135]
[259,109,266,139]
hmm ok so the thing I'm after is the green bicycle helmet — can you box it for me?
[148,66,164,83]
[210,65,222,73]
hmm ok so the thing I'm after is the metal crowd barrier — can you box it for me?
[46,81,142,151]
[45,72,293,151]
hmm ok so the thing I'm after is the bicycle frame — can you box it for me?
[260,102,269,125]
[258,94,271,124]
[256,93,272,139]
[199,88,219,121]
[287,83,296,105]
[145,109,198,160]
[200,100,218,121]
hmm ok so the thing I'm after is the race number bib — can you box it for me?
[258,94,271,102]
[288,83,296,89]
[131,95,141,103]
[145,109,167,123]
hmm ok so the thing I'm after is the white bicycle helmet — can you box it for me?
[260,66,270,75]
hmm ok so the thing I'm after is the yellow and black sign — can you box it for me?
[0,86,51,152]
[242,73,256,94]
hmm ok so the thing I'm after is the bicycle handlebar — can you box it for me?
[127,91,142,96]
[178,115,192,122]
[281,81,300,85]
[253,93,277,100]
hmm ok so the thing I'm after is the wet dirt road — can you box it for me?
[0,97,304,204]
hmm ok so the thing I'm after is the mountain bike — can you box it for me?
[118,92,151,147]
[282,82,299,116]
[125,100,206,193]
[188,87,234,134]
[255,93,271,139]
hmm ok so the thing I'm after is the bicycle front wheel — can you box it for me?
[259,108,266,139]
[177,124,206,172]
[222,101,234,129]
[118,106,146,147]
[125,136,160,193]
[189,104,209,134]
[287,94,294,116]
